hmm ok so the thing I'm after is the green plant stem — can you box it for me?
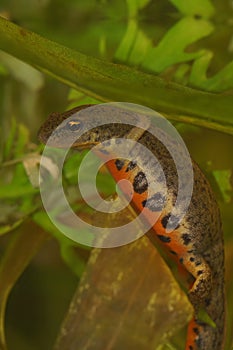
[0,17,233,134]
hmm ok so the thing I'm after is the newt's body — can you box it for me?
[38,104,225,350]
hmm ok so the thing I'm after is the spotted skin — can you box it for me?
[38,104,225,350]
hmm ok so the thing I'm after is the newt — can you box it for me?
[38,104,225,350]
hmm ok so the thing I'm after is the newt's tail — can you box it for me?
[186,263,225,350]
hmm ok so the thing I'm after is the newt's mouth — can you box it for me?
[71,141,99,150]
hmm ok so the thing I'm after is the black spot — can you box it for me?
[157,174,164,183]
[195,261,201,266]
[133,171,148,194]
[99,149,109,155]
[189,346,193,350]
[115,159,125,171]
[125,161,137,172]
[193,327,199,335]
[157,235,171,243]
[181,233,191,245]
[161,213,180,229]
[169,250,177,255]
[179,257,184,264]
[115,138,122,144]
[141,192,165,212]
[103,140,111,147]
[197,270,203,276]
[190,257,195,262]
[161,214,169,228]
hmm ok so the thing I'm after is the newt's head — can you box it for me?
[38,104,137,150]
[38,104,94,148]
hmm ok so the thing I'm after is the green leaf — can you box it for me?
[115,19,151,65]
[190,51,233,92]
[169,0,215,18]
[0,183,38,198]
[126,0,151,17]
[33,211,88,277]
[67,89,101,108]
[0,17,233,135]
[141,17,214,73]
[213,170,233,203]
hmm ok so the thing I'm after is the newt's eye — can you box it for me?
[66,120,82,131]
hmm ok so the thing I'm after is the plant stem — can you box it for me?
[0,17,233,134]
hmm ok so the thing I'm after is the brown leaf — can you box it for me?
[54,205,193,350]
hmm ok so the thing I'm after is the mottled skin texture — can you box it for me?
[38,104,225,350]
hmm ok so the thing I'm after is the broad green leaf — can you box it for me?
[0,17,233,134]
[189,50,213,86]
[141,17,214,73]
[169,0,215,18]
[115,19,139,62]
[115,19,151,64]
[173,63,190,84]
[126,0,151,17]
[114,1,233,94]
[190,51,233,92]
